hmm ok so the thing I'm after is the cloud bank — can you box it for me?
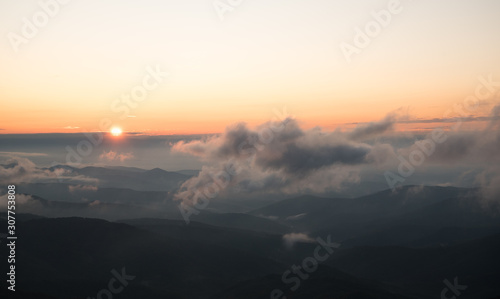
[172,103,500,207]
[99,151,134,162]
[172,118,394,205]
[0,157,97,185]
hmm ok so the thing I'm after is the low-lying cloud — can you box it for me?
[68,185,98,193]
[172,103,500,207]
[283,233,316,248]
[0,193,40,212]
[172,118,394,205]
[99,150,134,162]
[0,157,97,185]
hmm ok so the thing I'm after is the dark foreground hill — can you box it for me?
[328,233,500,298]
[1,217,422,299]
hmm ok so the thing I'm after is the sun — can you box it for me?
[111,127,123,137]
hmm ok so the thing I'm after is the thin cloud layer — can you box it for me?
[348,113,398,141]
[283,233,316,248]
[68,185,98,193]
[0,193,38,212]
[99,150,134,162]
[0,157,98,185]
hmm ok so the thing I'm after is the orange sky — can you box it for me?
[1,0,499,134]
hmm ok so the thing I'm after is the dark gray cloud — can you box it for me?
[255,143,370,174]
[173,104,500,207]
[349,114,396,141]
[428,134,479,162]
[172,118,392,204]
[381,104,500,205]
[174,119,375,172]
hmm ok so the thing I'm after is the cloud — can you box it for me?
[349,115,500,126]
[285,213,307,221]
[382,104,500,205]
[173,119,376,172]
[283,233,315,248]
[477,168,500,201]
[63,126,80,129]
[172,118,393,205]
[487,104,500,130]
[89,200,101,207]
[0,152,48,157]
[349,113,397,141]
[399,116,500,125]
[407,185,425,195]
[0,157,97,185]
[99,151,134,162]
[425,105,500,164]
[171,103,500,208]
[258,214,279,220]
[426,133,479,163]
[68,185,98,193]
[0,193,40,212]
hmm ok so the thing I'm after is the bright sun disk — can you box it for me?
[111,127,122,136]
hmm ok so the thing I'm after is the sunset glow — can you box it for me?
[1,0,499,134]
[111,127,123,137]
[1,2,500,297]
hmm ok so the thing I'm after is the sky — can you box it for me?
[1,0,500,134]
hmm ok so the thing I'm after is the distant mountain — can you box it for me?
[175,169,201,176]
[12,188,294,232]
[48,165,190,191]
[332,224,500,248]
[16,185,500,245]
[104,165,148,172]
[389,196,500,228]
[19,183,171,205]
[327,233,500,298]
[119,218,308,265]
[11,194,179,221]
[0,212,45,222]
[191,212,291,234]
[250,186,474,229]
[320,195,500,248]
[250,186,482,237]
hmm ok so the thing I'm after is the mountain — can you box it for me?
[48,165,190,191]
[10,194,178,221]
[327,233,500,298]
[250,186,475,231]
[249,186,495,247]
[316,195,500,248]
[211,266,416,299]
[11,190,291,232]
[191,212,291,234]
[8,217,284,299]
[2,217,420,299]
[19,183,170,205]
[119,218,309,265]
[175,169,201,176]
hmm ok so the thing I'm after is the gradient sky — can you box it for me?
[1,0,500,134]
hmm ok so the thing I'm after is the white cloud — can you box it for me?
[99,151,134,162]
